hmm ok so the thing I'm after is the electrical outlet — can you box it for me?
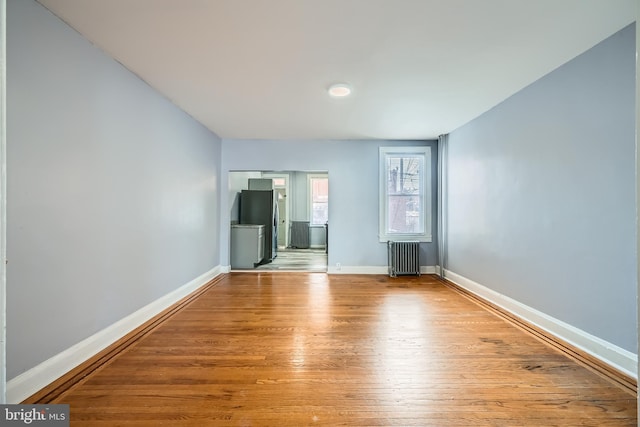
[336,262,341,270]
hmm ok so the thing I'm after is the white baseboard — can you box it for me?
[327,265,439,275]
[421,266,439,275]
[327,266,386,274]
[7,266,224,404]
[444,269,638,379]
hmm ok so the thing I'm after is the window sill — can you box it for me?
[379,235,432,243]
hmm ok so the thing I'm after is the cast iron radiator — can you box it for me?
[387,240,420,277]
[290,221,310,249]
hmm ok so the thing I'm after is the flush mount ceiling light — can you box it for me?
[327,83,352,97]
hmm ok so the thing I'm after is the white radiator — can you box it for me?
[388,241,420,277]
[290,221,310,248]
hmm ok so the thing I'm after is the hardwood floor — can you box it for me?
[30,273,636,426]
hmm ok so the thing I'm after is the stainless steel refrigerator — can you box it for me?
[239,190,278,263]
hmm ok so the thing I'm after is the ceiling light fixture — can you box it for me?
[328,83,352,97]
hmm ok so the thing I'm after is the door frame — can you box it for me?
[262,173,290,248]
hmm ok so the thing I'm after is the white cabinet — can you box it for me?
[230,224,265,269]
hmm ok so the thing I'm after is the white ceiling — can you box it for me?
[37,0,636,140]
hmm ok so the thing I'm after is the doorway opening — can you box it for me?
[229,171,328,272]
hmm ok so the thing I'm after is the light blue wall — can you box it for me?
[6,0,221,379]
[222,139,438,270]
[447,24,636,352]
[228,171,261,223]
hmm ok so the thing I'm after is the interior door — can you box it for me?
[276,187,287,248]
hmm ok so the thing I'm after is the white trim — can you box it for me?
[262,173,290,247]
[327,265,439,275]
[227,265,439,275]
[420,266,439,275]
[444,269,638,379]
[328,266,387,275]
[6,266,223,403]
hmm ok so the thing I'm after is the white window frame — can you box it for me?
[379,146,432,242]
[308,174,328,226]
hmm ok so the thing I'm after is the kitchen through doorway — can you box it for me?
[229,171,328,272]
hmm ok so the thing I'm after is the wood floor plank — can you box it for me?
[29,273,636,426]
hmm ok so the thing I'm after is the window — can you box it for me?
[309,175,328,225]
[379,146,431,242]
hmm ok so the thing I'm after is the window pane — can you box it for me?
[387,156,422,195]
[385,154,423,234]
[312,178,328,202]
[311,177,328,225]
[312,202,328,224]
[387,195,424,233]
